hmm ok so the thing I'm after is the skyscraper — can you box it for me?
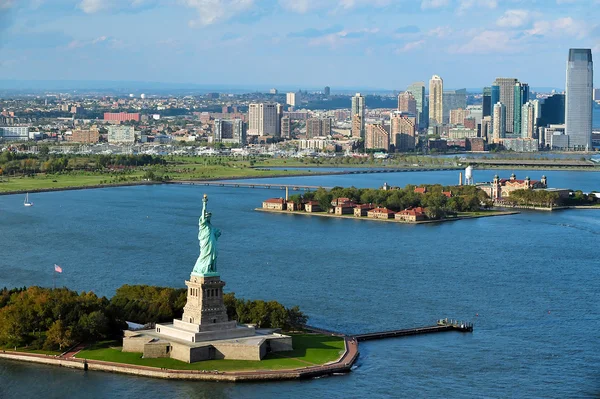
[539,94,566,127]
[442,89,467,123]
[248,103,279,137]
[492,78,518,134]
[407,82,426,129]
[351,93,366,139]
[513,82,529,136]
[324,86,331,96]
[492,102,506,143]
[286,92,296,107]
[565,48,593,150]
[398,91,417,115]
[390,112,416,152]
[214,119,245,144]
[521,102,536,139]
[483,87,492,118]
[428,75,443,126]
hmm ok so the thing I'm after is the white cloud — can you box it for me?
[78,0,109,13]
[395,39,425,53]
[279,0,314,13]
[496,9,530,28]
[526,17,587,38]
[457,0,496,15]
[421,0,449,10]
[448,30,517,54]
[181,0,255,27]
[427,26,452,38]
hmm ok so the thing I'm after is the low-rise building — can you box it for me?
[395,207,427,222]
[262,198,286,210]
[331,198,351,206]
[354,204,373,217]
[286,201,303,211]
[334,202,356,215]
[304,201,321,213]
[367,207,395,219]
[478,174,548,201]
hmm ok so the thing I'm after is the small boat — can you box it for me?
[24,193,33,207]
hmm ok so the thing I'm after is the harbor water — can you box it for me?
[0,169,599,398]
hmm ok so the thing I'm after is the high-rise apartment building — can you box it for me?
[214,119,245,144]
[513,82,529,136]
[324,86,331,96]
[351,93,365,139]
[428,75,443,126]
[492,102,506,143]
[286,92,296,107]
[565,48,593,150]
[407,82,426,129]
[449,109,470,125]
[521,102,536,139]
[280,116,291,139]
[248,103,279,137]
[398,91,417,116]
[483,87,492,117]
[365,123,389,151]
[306,118,332,138]
[481,116,492,142]
[491,78,518,134]
[351,115,363,139]
[107,125,135,144]
[390,112,416,152]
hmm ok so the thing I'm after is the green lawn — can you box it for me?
[75,334,344,371]
[0,173,143,193]
[0,346,61,356]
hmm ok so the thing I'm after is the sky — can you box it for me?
[0,0,599,91]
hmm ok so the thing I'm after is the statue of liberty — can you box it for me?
[192,195,221,276]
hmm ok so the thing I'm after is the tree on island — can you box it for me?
[0,285,308,351]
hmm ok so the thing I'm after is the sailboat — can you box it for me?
[24,193,33,207]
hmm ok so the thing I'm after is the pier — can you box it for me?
[353,320,473,342]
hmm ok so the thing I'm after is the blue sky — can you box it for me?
[0,0,599,90]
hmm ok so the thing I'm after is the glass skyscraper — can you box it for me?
[407,82,426,129]
[513,83,529,136]
[483,87,492,118]
[565,48,593,150]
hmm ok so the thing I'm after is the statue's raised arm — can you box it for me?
[192,195,221,277]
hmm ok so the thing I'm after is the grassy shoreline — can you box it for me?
[74,334,345,372]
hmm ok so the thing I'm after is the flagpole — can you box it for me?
[53,269,55,290]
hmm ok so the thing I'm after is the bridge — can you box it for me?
[467,159,595,168]
[172,181,332,191]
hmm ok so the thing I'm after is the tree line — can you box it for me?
[0,285,307,351]
[0,153,166,176]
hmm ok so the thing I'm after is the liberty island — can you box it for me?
[122,195,294,362]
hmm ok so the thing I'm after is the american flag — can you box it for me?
[54,264,63,273]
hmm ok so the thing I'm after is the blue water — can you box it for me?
[1,169,600,398]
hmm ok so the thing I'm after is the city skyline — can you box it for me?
[1,1,600,89]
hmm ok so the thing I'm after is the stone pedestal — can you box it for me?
[181,274,230,327]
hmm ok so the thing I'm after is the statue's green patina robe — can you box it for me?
[192,196,221,276]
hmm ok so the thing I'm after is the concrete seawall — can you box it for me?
[0,338,357,382]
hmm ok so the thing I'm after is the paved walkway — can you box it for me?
[61,343,87,359]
